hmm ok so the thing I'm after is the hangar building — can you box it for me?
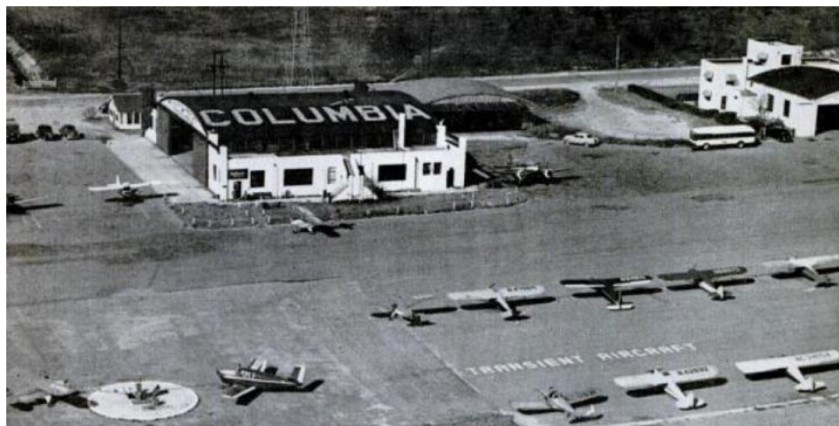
[385,78,536,132]
[698,39,839,137]
[149,90,467,201]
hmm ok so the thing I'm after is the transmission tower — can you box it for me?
[287,7,314,87]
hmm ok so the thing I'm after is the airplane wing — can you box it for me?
[87,183,124,192]
[566,389,603,407]
[221,384,259,401]
[447,288,497,302]
[512,401,556,414]
[707,266,748,278]
[561,276,651,289]
[496,285,546,299]
[11,196,49,205]
[125,181,160,189]
[796,254,839,269]
[659,267,745,281]
[615,365,718,390]
[736,350,839,375]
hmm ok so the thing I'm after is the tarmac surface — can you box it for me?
[6,91,839,426]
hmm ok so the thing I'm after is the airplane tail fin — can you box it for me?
[714,286,727,300]
[290,365,306,385]
[116,175,121,186]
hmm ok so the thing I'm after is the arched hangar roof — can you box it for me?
[382,78,522,105]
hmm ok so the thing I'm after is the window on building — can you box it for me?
[783,99,791,117]
[781,54,792,66]
[284,168,314,186]
[721,96,727,110]
[134,112,140,124]
[250,170,265,188]
[213,165,217,182]
[766,94,774,112]
[422,162,431,175]
[433,162,442,175]
[378,164,407,182]
[327,167,337,184]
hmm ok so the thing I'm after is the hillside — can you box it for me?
[7,7,839,92]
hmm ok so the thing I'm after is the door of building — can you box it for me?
[446,168,454,188]
[232,181,242,199]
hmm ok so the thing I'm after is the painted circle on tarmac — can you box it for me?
[88,380,199,421]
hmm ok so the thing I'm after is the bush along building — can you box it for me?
[699,39,839,137]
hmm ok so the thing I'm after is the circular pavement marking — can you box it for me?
[88,380,199,421]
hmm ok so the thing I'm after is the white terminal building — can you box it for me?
[146,89,467,201]
[698,39,839,137]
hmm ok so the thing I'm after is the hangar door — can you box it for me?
[816,105,839,134]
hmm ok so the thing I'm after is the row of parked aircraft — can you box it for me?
[512,349,839,422]
[373,255,839,326]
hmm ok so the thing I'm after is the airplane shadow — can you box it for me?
[7,202,64,215]
[313,223,354,238]
[460,296,557,311]
[104,193,176,206]
[625,377,728,397]
[771,266,839,281]
[7,133,39,144]
[742,363,839,381]
[571,288,662,299]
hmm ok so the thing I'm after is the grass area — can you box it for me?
[516,88,580,108]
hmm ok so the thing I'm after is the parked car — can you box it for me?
[36,124,59,141]
[764,123,794,143]
[7,118,21,143]
[562,132,601,147]
[59,124,84,140]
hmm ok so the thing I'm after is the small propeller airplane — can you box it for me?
[7,378,85,411]
[481,155,576,187]
[447,284,549,320]
[7,194,54,215]
[88,175,161,200]
[614,365,720,410]
[289,204,354,237]
[658,266,749,300]
[560,275,655,311]
[217,358,321,404]
[764,254,839,287]
[371,295,457,327]
[513,387,605,422]
[736,350,839,393]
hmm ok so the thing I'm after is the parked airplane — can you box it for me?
[614,365,720,410]
[217,358,321,404]
[371,295,457,327]
[88,175,161,200]
[7,194,58,215]
[447,284,549,320]
[736,350,839,392]
[560,275,654,311]
[480,156,576,187]
[289,204,354,237]
[764,255,839,287]
[513,387,604,422]
[7,378,85,411]
[658,266,749,300]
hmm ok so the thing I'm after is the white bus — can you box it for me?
[688,125,757,150]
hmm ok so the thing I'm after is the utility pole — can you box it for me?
[288,7,313,86]
[117,16,123,83]
[208,49,229,96]
[614,34,621,90]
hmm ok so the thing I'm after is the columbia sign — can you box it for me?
[198,104,432,128]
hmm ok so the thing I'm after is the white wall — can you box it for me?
[107,99,142,131]
[698,59,745,111]
[746,40,803,77]
[749,83,818,137]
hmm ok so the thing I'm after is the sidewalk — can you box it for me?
[104,132,214,204]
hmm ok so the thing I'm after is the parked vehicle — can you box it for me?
[59,124,84,140]
[688,125,757,150]
[7,118,21,143]
[36,124,59,141]
[764,123,794,143]
[563,132,601,147]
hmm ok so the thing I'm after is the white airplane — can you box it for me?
[560,275,654,311]
[764,254,839,287]
[658,266,748,300]
[88,175,161,200]
[7,378,84,410]
[736,350,839,393]
[513,387,604,422]
[371,295,457,327]
[217,358,320,403]
[447,284,548,320]
[289,204,354,237]
[614,365,719,410]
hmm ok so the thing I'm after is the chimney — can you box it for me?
[396,113,406,150]
[436,120,447,148]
